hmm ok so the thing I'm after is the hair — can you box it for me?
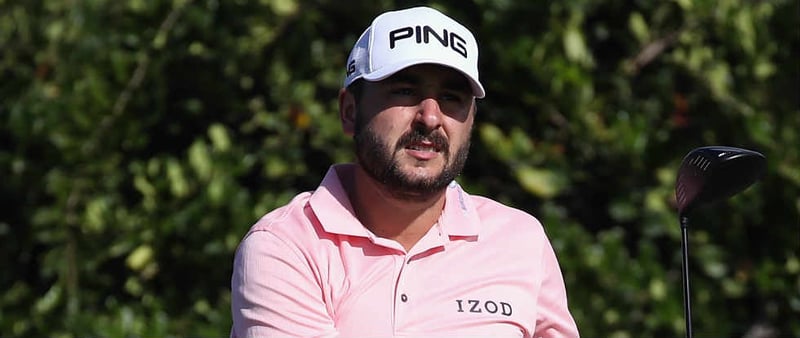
[345,78,365,104]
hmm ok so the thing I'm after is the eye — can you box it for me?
[390,87,415,96]
[440,91,467,103]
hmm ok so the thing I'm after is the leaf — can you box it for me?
[629,12,650,43]
[166,158,189,197]
[84,197,109,233]
[479,123,512,161]
[649,278,667,301]
[268,0,299,16]
[133,175,156,198]
[126,245,154,271]
[189,140,212,181]
[208,123,231,152]
[563,26,594,67]
[515,165,567,199]
[34,284,62,315]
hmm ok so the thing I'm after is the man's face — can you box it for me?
[352,64,476,201]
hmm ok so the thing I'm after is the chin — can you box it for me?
[405,165,444,178]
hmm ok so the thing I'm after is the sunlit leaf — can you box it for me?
[34,284,62,315]
[208,123,231,152]
[515,165,567,199]
[166,158,189,197]
[629,12,650,43]
[189,140,213,180]
[126,245,154,271]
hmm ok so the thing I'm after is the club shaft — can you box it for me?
[680,216,693,338]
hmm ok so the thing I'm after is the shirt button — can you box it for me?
[401,294,408,302]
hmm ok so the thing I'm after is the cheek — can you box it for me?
[367,110,411,137]
[446,117,474,145]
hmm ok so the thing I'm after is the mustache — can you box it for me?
[395,128,449,154]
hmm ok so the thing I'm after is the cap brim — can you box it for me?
[362,59,485,98]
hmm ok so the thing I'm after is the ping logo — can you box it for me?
[456,299,513,316]
[388,25,468,58]
[346,59,356,77]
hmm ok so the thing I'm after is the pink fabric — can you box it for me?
[231,164,579,337]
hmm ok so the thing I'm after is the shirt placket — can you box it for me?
[392,223,447,333]
[392,252,411,332]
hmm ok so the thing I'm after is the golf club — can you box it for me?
[675,146,766,338]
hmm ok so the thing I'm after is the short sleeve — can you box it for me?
[230,230,339,337]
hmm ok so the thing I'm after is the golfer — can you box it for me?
[231,6,579,337]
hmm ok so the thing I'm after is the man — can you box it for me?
[231,6,579,337]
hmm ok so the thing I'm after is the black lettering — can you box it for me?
[485,300,498,313]
[501,302,513,316]
[387,26,469,59]
[468,299,482,313]
[456,298,513,316]
[450,33,468,58]
[389,27,413,49]
[423,26,448,47]
[456,299,464,312]
[346,60,356,77]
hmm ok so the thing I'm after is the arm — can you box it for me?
[533,240,580,338]
[231,230,338,338]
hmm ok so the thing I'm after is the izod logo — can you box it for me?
[388,25,468,58]
[455,299,513,316]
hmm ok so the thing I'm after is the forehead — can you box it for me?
[382,64,472,92]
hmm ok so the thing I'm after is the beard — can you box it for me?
[353,111,470,201]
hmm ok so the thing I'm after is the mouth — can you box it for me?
[406,140,442,153]
[396,129,449,161]
[402,138,446,161]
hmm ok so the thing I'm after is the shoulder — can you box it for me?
[244,191,315,239]
[470,194,543,227]
[465,192,551,244]
[234,191,325,264]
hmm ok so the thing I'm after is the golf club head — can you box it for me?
[675,146,766,217]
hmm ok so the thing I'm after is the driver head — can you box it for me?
[676,146,766,216]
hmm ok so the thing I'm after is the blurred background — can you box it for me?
[1,0,798,337]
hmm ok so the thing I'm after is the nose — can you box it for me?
[414,97,443,131]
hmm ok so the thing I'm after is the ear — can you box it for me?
[339,88,356,136]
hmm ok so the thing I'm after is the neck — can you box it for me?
[343,165,446,251]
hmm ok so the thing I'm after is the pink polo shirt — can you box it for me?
[231,164,579,337]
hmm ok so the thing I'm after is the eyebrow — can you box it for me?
[387,72,472,93]
[386,73,419,85]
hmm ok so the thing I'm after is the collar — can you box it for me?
[308,164,481,239]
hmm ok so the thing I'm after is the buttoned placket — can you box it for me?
[392,253,410,331]
[392,223,447,332]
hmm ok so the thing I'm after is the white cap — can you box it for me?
[343,6,485,98]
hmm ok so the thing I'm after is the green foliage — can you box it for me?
[2,0,798,337]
